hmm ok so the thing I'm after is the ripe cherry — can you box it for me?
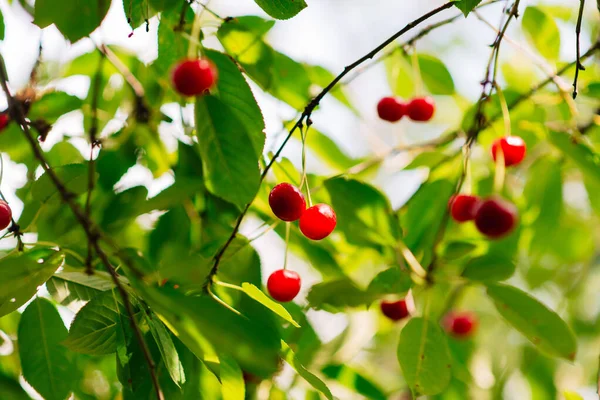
[269,183,306,222]
[267,269,301,302]
[0,113,9,131]
[449,194,481,223]
[0,200,12,230]
[171,58,218,97]
[474,196,518,239]
[443,311,477,338]
[407,96,435,122]
[299,204,337,240]
[491,136,526,167]
[380,299,411,321]
[377,97,406,122]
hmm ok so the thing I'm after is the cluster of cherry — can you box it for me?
[266,183,337,302]
[449,136,525,237]
[377,96,435,122]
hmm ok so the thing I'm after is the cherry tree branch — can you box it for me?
[204,1,458,287]
[573,0,586,99]
[0,53,163,400]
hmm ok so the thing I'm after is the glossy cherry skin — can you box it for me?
[0,200,12,230]
[0,113,9,131]
[377,97,406,122]
[380,299,410,321]
[171,58,218,96]
[474,196,518,239]
[267,269,301,302]
[491,136,526,167]
[443,311,477,338]
[449,194,481,223]
[299,204,337,240]
[269,183,306,222]
[407,96,435,122]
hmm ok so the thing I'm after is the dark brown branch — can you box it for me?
[204,1,457,288]
[573,0,586,99]
[0,53,163,400]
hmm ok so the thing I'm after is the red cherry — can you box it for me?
[449,194,481,223]
[377,97,406,122]
[443,311,477,338]
[474,196,518,239]
[299,204,337,240]
[491,136,526,167]
[0,113,9,131]
[380,299,410,321]
[0,200,12,230]
[407,96,435,122]
[267,269,301,302]
[269,183,306,222]
[171,58,218,97]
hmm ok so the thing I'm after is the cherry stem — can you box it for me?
[463,146,473,195]
[494,147,506,193]
[299,125,314,207]
[207,284,242,316]
[187,1,204,59]
[495,83,511,137]
[214,279,244,292]
[411,48,424,96]
[283,222,291,270]
[396,240,427,280]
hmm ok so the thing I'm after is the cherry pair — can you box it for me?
[377,96,435,123]
[269,183,337,241]
[171,58,218,97]
[0,200,12,230]
[449,194,517,239]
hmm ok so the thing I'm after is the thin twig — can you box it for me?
[85,53,105,275]
[98,44,145,98]
[573,0,586,99]
[0,52,163,400]
[204,1,457,288]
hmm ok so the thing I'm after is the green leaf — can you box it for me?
[0,249,64,317]
[241,283,300,328]
[64,289,125,355]
[219,353,245,400]
[32,164,95,204]
[301,129,358,172]
[28,91,83,123]
[0,11,4,40]
[195,96,261,209]
[281,341,333,400]
[123,0,159,29]
[307,279,374,312]
[487,284,577,360]
[522,7,560,60]
[18,298,74,400]
[325,177,397,248]
[147,316,186,387]
[418,54,455,95]
[47,276,103,307]
[101,186,149,232]
[0,372,30,400]
[367,267,412,296]
[440,241,478,261]
[33,0,110,42]
[205,49,266,158]
[453,0,483,16]
[322,364,386,400]
[405,151,448,169]
[548,131,600,185]
[462,254,516,282]
[253,0,307,19]
[397,317,451,396]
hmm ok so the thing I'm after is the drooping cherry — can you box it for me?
[407,96,435,122]
[380,299,411,321]
[0,200,12,230]
[0,113,9,131]
[267,269,301,303]
[491,136,526,167]
[299,204,337,240]
[443,311,477,338]
[171,58,218,97]
[449,194,481,223]
[474,196,518,239]
[269,183,306,222]
[377,97,406,122]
